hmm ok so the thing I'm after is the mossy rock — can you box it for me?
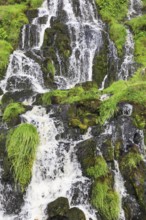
[92,31,108,87]
[75,138,97,176]
[47,197,85,220]
[47,197,69,217]
[66,208,85,220]
[119,146,146,212]
[101,139,114,162]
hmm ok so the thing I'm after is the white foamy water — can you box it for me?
[55,0,104,88]
[114,160,127,220]
[18,106,97,220]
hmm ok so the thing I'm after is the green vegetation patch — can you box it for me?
[121,151,143,171]
[87,156,108,178]
[2,102,25,123]
[92,181,120,220]
[126,15,146,67]
[7,123,39,190]
[42,82,99,105]
[100,71,146,124]
[95,0,128,56]
[0,40,13,78]
[87,156,120,220]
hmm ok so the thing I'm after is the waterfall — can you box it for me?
[0,0,144,219]
[18,106,97,220]
[55,0,103,88]
[114,160,127,220]
[118,29,135,80]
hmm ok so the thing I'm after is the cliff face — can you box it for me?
[0,0,146,220]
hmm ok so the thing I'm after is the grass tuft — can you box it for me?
[7,123,39,190]
[3,102,25,123]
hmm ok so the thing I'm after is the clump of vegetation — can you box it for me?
[0,40,13,78]
[87,156,108,178]
[95,0,128,56]
[47,60,56,80]
[121,151,143,171]
[87,156,120,220]
[42,83,99,105]
[126,15,146,67]
[99,71,146,124]
[92,180,120,220]
[3,102,25,123]
[7,123,39,190]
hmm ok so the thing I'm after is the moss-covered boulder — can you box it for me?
[75,138,97,176]
[41,19,71,83]
[119,145,146,213]
[2,102,26,127]
[47,197,69,218]
[47,197,85,220]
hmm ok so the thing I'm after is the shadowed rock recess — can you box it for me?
[0,0,146,220]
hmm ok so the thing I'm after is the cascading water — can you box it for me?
[118,0,142,80]
[55,0,104,88]
[0,0,103,219]
[18,106,97,220]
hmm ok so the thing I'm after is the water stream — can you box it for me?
[0,0,144,219]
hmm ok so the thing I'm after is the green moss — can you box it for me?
[3,102,25,123]
[95,0,128,56]
[87,156,108,178]
[109,23,127,57]
[0,40,13,79]
[47,60,56,79]
[95,0,128,21]
[28,0,43,8]
[126,16,146,67]
[42,84,99,105]
[7,123,39,190]
[92,180,120,220]
[132,114,146,129]
[121,152,143,171]
[100,72,146,124]
[70,118,88,131]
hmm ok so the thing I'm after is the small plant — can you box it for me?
[7,123,39,190]
[3,102,25,123]
[87,156,108,178]
[47,60,56,79]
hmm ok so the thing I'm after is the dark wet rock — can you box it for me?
[6,76,32,92]
[47,197,85,220]
[66,207,86,220]
[0,87,3,95]
[49,216,69,220]
[19,24,39,50]
[92,31,108,87]
[47,197,69,218]
[75,138,96,176]
[123,196,146,220]
[102,139,114,162]
[26,9,38,23]
[1,90,35,106]
[42,20,71,79]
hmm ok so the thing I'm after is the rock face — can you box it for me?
[47,197,86,220]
